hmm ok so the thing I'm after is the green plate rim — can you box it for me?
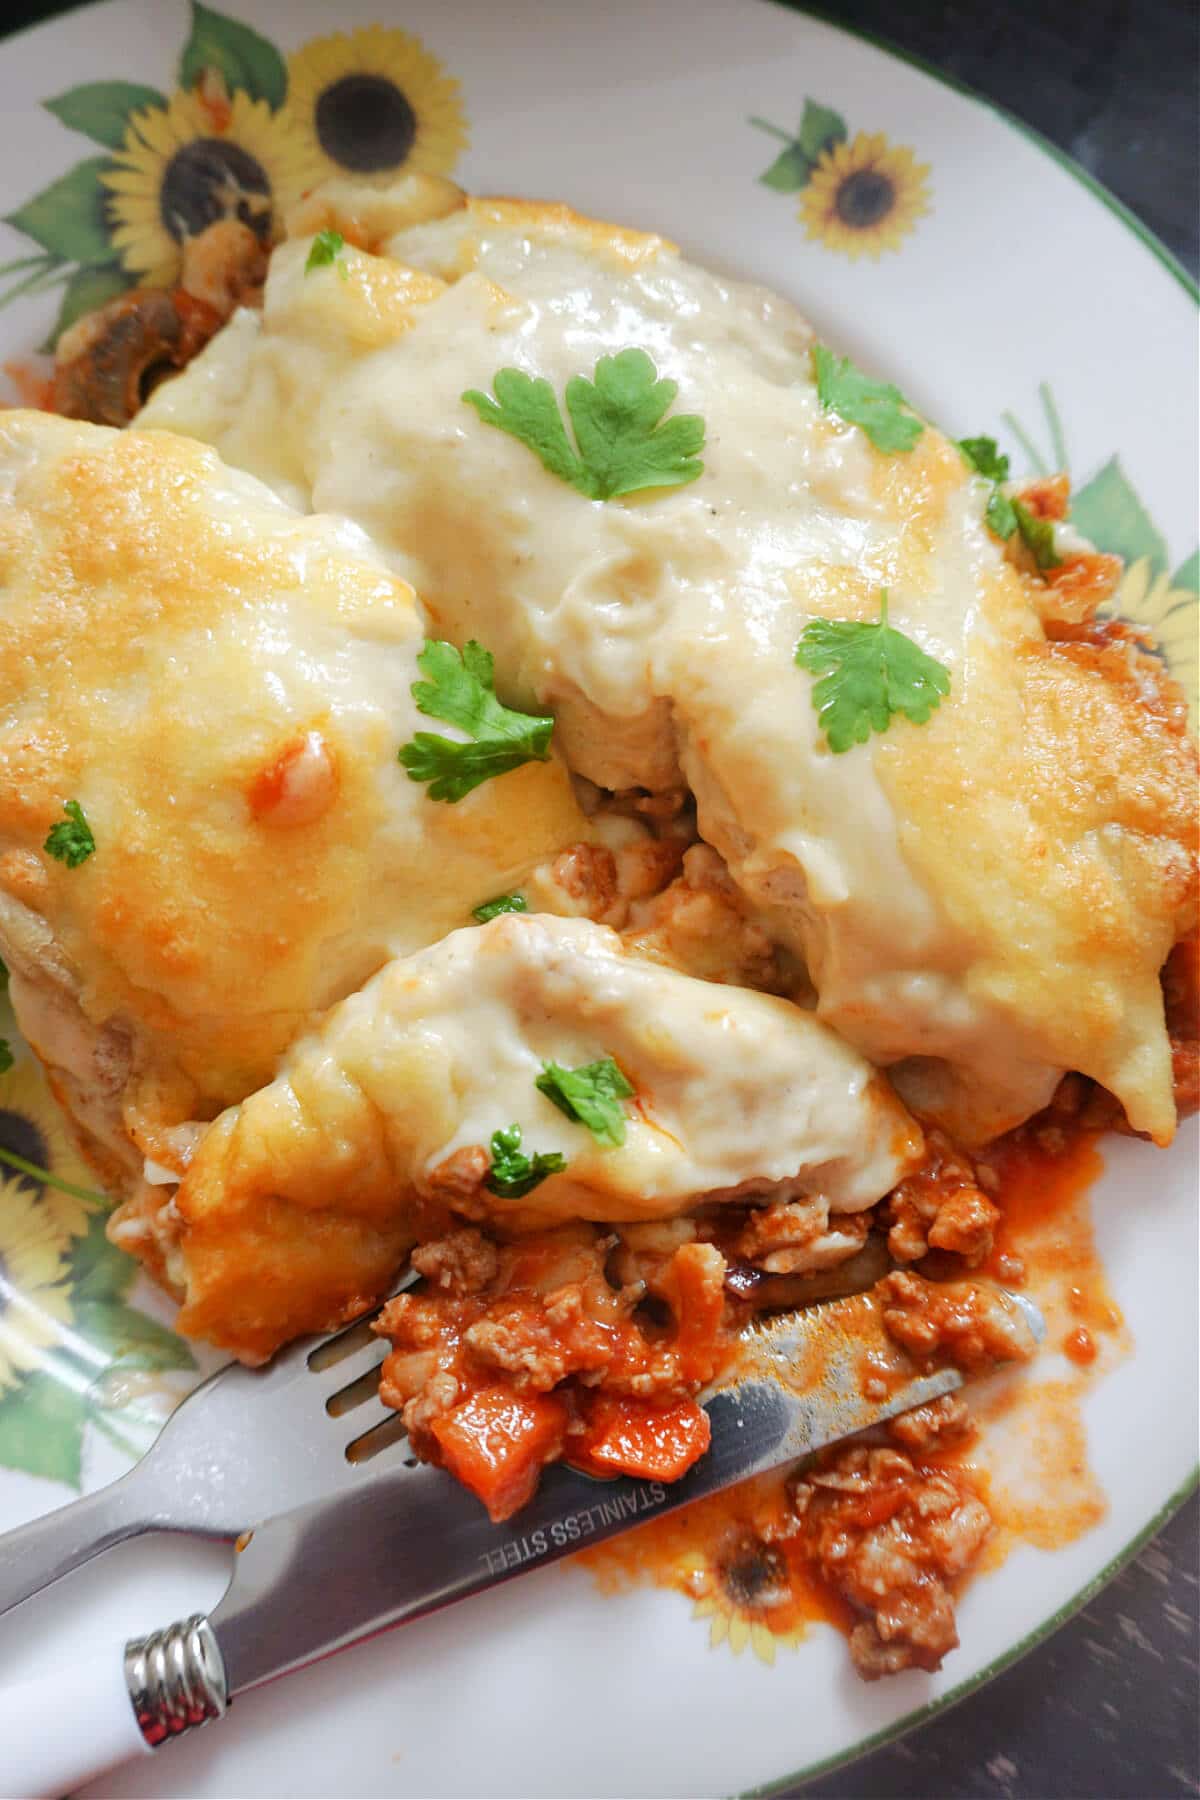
[0,4,1194,1796]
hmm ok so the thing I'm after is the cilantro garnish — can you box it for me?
[957,439,1061,566]
[957,436,1009,483]
[0,1038,11,1075]
[958,435,1019,542]
[812,344,924,454]
[44,799,95,868]
[1012,499,1062,570]
[986,488,1018,540]
[305,229,347,277]
[472,893,529,925]
[462,349,705,501]
[795,589,950,754]
[535,1057,635,1149]
[398,640,554,804]
[484,1124,567,1199]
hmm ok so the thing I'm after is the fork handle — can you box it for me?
[0,1476,148,1619]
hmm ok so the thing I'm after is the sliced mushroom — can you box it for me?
[53,288,224,427]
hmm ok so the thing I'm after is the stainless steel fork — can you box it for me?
[0,1279,1044,1798]
[0,1270,419,1619]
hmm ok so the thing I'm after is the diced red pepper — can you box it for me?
[431,1385,568,1521]
[659,1242,727,1384]
[570,1393,711,1482]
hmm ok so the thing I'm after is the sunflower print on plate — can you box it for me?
[287,26,468,186]
[0,3,468,348]
[102,87,317,290]
[1003,383,1199,732]
[0,1043,195,1490]
[750,98,931,259]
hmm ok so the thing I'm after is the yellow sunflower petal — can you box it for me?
[707,1610,729,1648]
[1109,559,1199,731]
[284,26,468,188]
[727,1614,750,1655]
[104,86,317,286]
[0,1175,75,1391]
[1113,556,1153,615]
[799,128,931,261]
[751,1623,777,1665]
[0,1057,101,1237]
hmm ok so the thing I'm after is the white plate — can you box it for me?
[0,2,1196,1794]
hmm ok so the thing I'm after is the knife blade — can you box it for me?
[1,1285,1042,1796]
[208,1285,1040,1699]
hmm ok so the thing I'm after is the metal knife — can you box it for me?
[0,1284,1042,1797]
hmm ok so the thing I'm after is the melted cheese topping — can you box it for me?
[0,412,591,1152]
[170,912,923,1359]
[143,196,1197,1143]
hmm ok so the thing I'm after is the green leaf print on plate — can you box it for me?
[44,81,169,150]
[179,0,289,110]
[4,157,117,265]
[0,1051,195,1490]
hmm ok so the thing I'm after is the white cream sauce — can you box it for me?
[141,202,1172,1143]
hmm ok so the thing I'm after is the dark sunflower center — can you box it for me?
[0,1111,50,1190]
[835,168,896,229]
[718,1533,789,1610]
[315,74,417,173]
[159,138,272,245]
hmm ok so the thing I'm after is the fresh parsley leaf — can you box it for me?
[305,229,347,277]
[957,436,1010,483]
[812,344,924,454]
[795,589,950,754]
[398,639,554,804]
[44,799,95,867]
[958,436,1020,542]
[535,1057,635,1149]
[986,487,1018,541]
[1012,498,1062,570]
[472,893,529,925]
[484,1123,567,1199]
[463,369,585,490]
[0,1038,12,1075]
[463,348,705,501]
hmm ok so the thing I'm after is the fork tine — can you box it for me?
[344,1410,408,1464]
[324,1362,388,1418]
[303,1337,388,1404]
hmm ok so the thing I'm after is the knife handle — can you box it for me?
[0,1647,148,1798]
[0,1614,225,1799]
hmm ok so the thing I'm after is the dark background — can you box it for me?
[4,1,1199,1796]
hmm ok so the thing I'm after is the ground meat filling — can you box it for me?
[883,1130,1000,1268]
[789,1440,992,1679]
[375,1222,739,1520]
[373,1101,1054,1529]
[879,1270,1038,1372]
